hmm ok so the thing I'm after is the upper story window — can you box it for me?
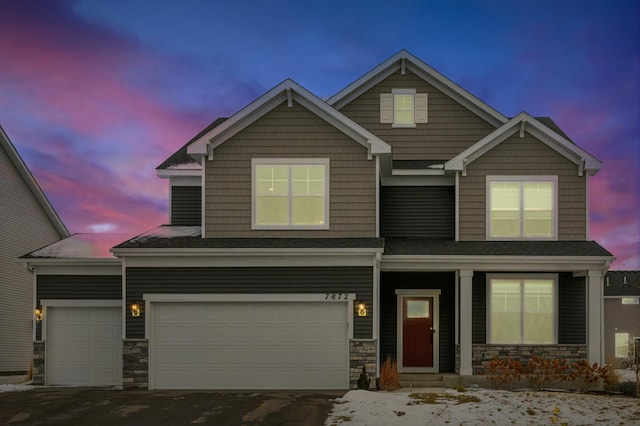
[380,89,428,127]
[252,158,329,229]
[487,176,557,240]
[488,275,557,344]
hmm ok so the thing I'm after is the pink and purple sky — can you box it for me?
[1,0,638,269]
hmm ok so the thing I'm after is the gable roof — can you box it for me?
[187,79,391,160]
[327,49,508,127]
[445,112,602,176]
[0,125,69,237]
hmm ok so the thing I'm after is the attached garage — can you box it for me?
[148,296,350,390]
[45,302,122,386]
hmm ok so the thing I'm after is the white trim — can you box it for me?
[391,88,417,128]
[170,176,201,186]
[39,299,121,343]
[587,270,605,364]
[156,169,202,178]
[121,259,127,340]
[585,174,590,240]
[187,79,391,158]
[28,264,121,275]
[327,50,507,127]
[455,172,460,241]
[459,270,473,375]
[373,252,381,378]
[143,293,356,341]
[200,155,206,237]
[376,156,380,238]
[395,289,441,373]
[251,158,330,230]
[445,112,601,175]
[486,274,558,345]
[486,175,558,241]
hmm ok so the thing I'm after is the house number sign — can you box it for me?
[325,293,350,300]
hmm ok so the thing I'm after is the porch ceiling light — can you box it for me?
[34,305,43,322]
[131,302,141,318]
[357,302,367,317]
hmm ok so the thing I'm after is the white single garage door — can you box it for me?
[47,306,122,386]
[150,301,348,389]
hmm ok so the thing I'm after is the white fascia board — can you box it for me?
[31,264,122,276]
[381,254,613,272]
[112,247,383,258]
[327,50,507,127]
[21,258,121,267]
[156,168,202,178]
[187,79,390,157]
[445,112,602,174]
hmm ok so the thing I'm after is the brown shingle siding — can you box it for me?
[459,132,587,241]
[204,101,376,238]
[338,69,496,161]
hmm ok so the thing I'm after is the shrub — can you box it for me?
[524,355,570,391]
[570,359,609,393]
[616,381,637,397]
[378,356,400,391]
[485,356,524,390]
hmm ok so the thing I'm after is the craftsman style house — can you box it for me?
[23,51,613,389]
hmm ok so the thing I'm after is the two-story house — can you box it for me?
[1,125,69,375]
[23,50,613,390]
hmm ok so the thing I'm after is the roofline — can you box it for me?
[20,258,121,267]
[156,168,202,178]
[382,254,614,271]
[0,125,69,237]
[111,247,384,257]
[445,112,602,175]
[187,79,391,158]
[327,49,508,127]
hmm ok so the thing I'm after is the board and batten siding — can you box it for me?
[380,272,456,373]
[0,147,65,373]
[171,186,201,226]
[380,186,454,239]
[472,272,586,345]
[204,101,377,238]
[459,132,587,241]
[337,69,496,161]
[125,266,373,340]
[35,275,122,340]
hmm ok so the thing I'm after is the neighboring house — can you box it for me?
[604,271,640,367]
[0,125,69,374]
[22,50,613,390]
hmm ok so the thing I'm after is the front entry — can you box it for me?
[396,290,440,372]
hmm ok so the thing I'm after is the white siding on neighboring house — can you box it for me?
[0,129,68,373]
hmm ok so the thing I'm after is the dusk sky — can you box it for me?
[1,0,638,269]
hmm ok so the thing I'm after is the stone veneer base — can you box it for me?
[123,339,148,388]
[349,339,377,390]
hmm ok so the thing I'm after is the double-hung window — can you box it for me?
[380,89,428,127]
[488,275,557,344]
[615,333,629,358]
[487,176,557,240]
[252,159,329,229]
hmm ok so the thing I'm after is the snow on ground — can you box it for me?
[0,383,33,393]
[0,376,32,393]
[326,388,640,426]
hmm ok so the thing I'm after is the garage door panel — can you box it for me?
[151,301,348,389]
[47,306,122,386]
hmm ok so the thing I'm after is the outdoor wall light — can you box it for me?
[131,302,141,318]
[34,305,43,322]
[357,302,367,317]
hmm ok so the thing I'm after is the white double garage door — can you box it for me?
[46,297,350,389]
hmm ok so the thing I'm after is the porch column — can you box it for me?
[587,269,604,365]
[459,269,473,375]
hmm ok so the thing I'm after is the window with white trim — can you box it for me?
[380,89,428,127]
[621,297,639,305]
[488,275,557,344]
[615,332,629,358]
[252,159,329,229]
[487,176,557,240]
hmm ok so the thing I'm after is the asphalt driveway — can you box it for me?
[0,387,345,425]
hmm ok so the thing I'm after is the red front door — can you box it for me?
[402,297,434,368]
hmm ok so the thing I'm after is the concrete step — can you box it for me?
[398,373,445,388]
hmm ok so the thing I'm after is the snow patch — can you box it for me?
[167,162,201,170]
[0,383,33,393]
[131,226,201,242]
[326,388,639,425]
[26,233,130,258]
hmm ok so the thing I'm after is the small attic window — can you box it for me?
[380,89,428,127]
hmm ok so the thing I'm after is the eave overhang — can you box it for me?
[327,49,508,128]
[187,79,391,161]
[445,112,602,176]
